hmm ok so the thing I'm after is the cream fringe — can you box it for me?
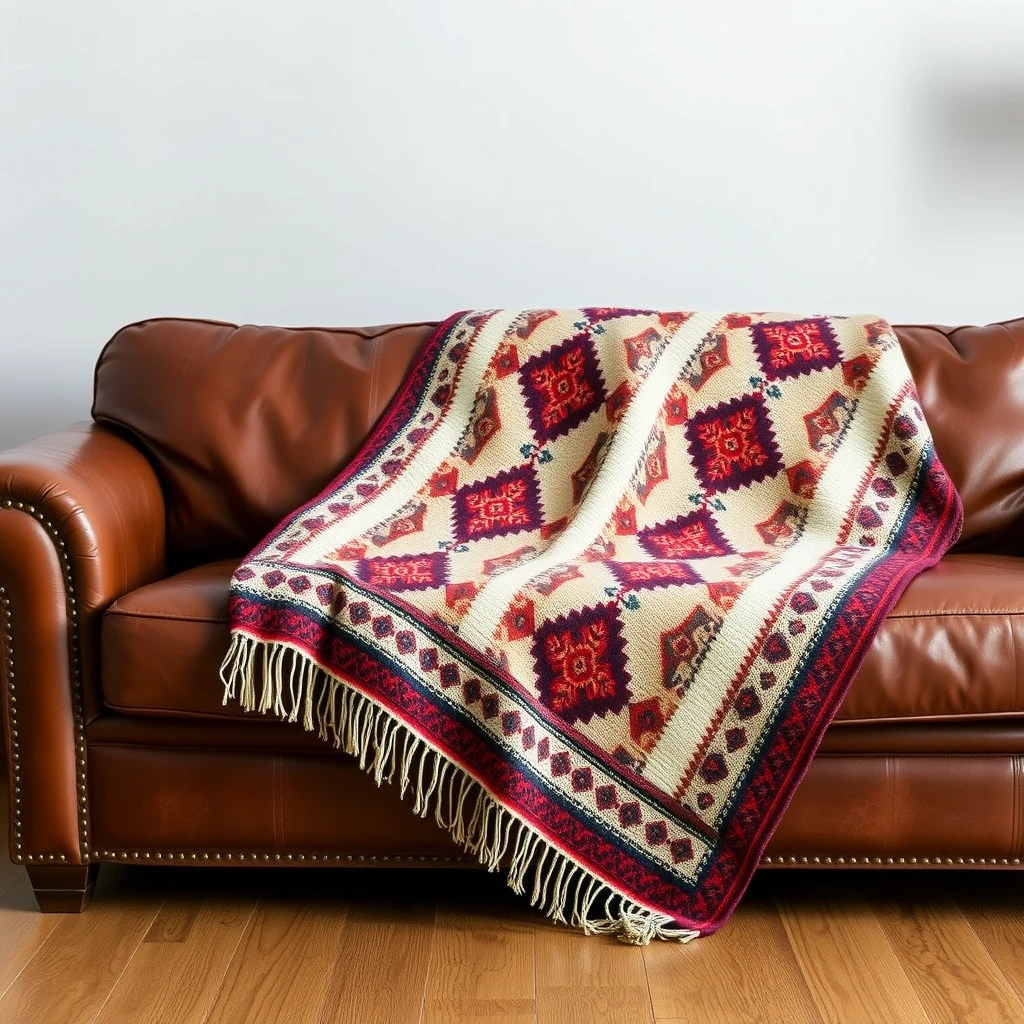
[221,633,701,946]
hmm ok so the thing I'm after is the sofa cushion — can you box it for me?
[92,318,436,567]
[102,554,1024,727]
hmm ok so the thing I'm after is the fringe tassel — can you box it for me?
[221,634,701,946]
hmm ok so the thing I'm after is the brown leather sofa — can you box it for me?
[2,315,1023,913]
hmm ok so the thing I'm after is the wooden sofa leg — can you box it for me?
[27,864,99,913]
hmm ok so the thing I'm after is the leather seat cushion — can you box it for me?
[101,553,1024,727]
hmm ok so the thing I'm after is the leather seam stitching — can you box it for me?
[104,611,228,624]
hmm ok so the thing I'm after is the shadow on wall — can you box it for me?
[914,57,1024,209]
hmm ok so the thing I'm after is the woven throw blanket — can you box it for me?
[222,309,962,943]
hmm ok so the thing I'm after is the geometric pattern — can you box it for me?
[572,433,610,505]
[804,392,856,453]
[609,560,702,592]
[754,501,809,548]
[453,465,543,544]
[519,333,606,444]
[660,605,721,691]
[357,552,448,591]
[685,393,785,494]
[751,318,842,381]
[457,386,502,465]
[681,329,730,391]
[532,603,632,726]
[633,430,669,504]
[226,307,963,944]
[638,509,734,560]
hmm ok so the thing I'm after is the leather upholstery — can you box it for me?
[101,553,1024,728]
[898,317,1024,553]
[90,316,1024,568]
[0,424,167,866]
[82,721,1024,865]
[6,315,1024,884]
[92,318,435,567]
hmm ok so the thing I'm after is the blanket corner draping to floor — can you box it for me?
[221,309,962,944]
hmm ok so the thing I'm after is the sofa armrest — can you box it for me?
[0,423,166,866]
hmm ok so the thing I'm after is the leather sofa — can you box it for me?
[2,314,1023,913]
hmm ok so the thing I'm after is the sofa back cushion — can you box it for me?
[92,317,436,566]
[92,315,1024,566]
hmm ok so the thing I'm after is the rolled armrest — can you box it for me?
[0,423,166,865]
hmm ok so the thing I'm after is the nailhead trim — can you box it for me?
[93,849,472,864]
[1,500,90,864]
[760,855,1023,866]
[1,588,22,864]
[91,849,1021,867]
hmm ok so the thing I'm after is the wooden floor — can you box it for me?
[3,795,1024,1023]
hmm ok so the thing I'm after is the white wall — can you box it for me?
[2,0,1023,448]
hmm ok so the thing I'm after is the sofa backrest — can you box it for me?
[92,315,1024,567]
[93,317,435,566]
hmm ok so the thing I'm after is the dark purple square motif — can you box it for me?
[519,333,606,443]
[750,317,841,381]
[531,603,633,726]
[453,465,543,544]
[685,393,784,494]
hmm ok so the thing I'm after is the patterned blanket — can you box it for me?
[222,309,962,943]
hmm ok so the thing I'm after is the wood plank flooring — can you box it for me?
[2,800,1024,1022]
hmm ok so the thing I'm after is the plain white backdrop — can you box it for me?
[2,0,1024,447]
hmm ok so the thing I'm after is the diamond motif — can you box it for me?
[629,696,667,750]
[645,821,669,846]
[457,386,502,465]
[664,382,689,425]
[369,502,427,547]
[502,594,536,641]
[754,501,808,548]
[429,465,458,497]
[619,801,642,826]
[763,633,792,664]
[670,838,695,863]
[609,560,702,592]
[532,603,633,726]
[482,545,537,576]
[660,605,720,690]
[532,563,583,596]
[572,433,610,504]
[700,752,729,784]
[804,392,856,453]
[444,581,478,616]
[787,460,820,498]
[681,330,730,391]
[357,552,448,592]
[686,393,785,494]
[751,317,841,381]
[453,465,543,544]
[623,327,665,372]
[519,333,606,443]
[638,509,733,560]
[511,309,558,339]
[633,430,669,504]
